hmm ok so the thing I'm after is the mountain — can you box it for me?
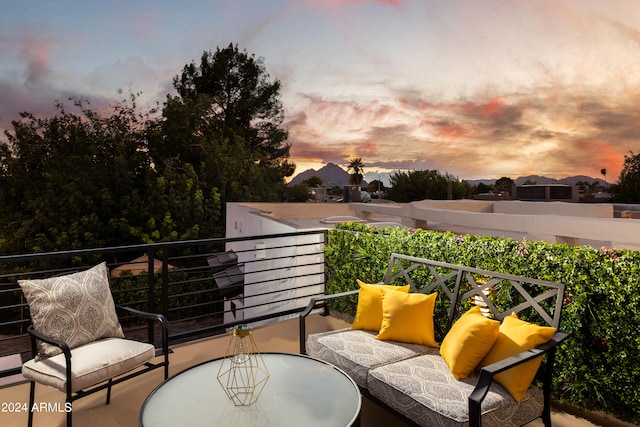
[288,163,359,187]
[556,175,609,187]
[290,164,608,189]
[467,175,609,188]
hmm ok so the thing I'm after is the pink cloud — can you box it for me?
[6,29,57,91]
[435,122,469,139]
[459,96,521,122]
[292,94,401,137]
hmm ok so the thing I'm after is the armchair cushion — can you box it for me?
[19,262,124,359]
[22,338,155,393]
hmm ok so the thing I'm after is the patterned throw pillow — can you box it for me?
[19,262,124,359]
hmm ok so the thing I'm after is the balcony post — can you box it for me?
[147,248,156,346]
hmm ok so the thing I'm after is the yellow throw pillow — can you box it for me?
[479,312,556,402]
[440,306,500,380]
[375,289,438,347]
[351,280,411,331]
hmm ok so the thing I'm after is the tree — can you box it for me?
[282,183,310,202]
[302,176,323,188]
[153,44,295,203]
[0,44,294,254]
[601,168,607,184]
[474,182,494,194]
[0,96,221,254]
[614,151,640,203]
[495,176,515,198]
[387,170,468,202]
[367,179,386,196]
[347,158,365,185]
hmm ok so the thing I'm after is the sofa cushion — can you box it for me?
[479,313,556,402]
[367,354,544,427]
[307,328,437,388]
[376,290,438,347]
[22,337,155,393]
[352,280,411,332]
[19,262,124,359]
[440,306,500,380]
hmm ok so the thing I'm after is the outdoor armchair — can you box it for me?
[19,262,169,427]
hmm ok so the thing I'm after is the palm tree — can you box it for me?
[347,158,365,185]
[601,168,607,184]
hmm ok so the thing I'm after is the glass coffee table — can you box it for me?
[140,352,361,427]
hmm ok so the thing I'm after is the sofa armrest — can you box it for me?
[468,331,570,427]
[299,290,359,354]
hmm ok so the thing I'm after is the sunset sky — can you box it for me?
[2,0,640,184]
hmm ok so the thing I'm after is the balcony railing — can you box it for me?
[0,230,328,379]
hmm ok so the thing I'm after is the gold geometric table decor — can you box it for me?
[217,325,270,406]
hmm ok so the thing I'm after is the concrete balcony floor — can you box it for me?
[0,314,606,427]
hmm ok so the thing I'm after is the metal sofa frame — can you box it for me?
[300,253,569,427]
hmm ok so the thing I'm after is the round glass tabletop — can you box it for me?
[140,352,361,427]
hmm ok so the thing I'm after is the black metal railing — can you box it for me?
[0,230,328,379]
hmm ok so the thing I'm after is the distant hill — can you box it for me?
[288,163,368,187]
[467,175,609,188]
[290,164,607,189]
[552,175,609,187]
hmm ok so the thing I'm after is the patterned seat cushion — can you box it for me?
[307,328,437,387]
[367,354,544,427]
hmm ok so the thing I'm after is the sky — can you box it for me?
[2,0,640,184]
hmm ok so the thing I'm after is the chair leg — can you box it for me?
[542,407,552,427]
[106,379,113,405]
[66,400,72,427]
[28,381,35,427]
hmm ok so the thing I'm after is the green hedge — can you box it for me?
[325,223,640,424]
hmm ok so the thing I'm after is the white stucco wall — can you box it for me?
[493,201,613,217]
[351,200,640,250]
[224,203,328,326]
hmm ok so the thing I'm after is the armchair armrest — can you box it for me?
[117,305,169,330]
[117,305,170,380]
[117,305,170,356]
[26,325,72,361]
[299,290,359,354]
[468,331,570,427]
[26,325,77,400]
